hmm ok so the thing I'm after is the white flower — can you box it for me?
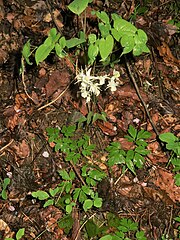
[107,78,119,92]
[113,70,120,79]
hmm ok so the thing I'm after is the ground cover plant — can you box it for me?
[0,0,180,239]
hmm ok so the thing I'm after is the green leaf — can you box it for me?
[22,40,32,65]
[66,204,73,214]
[88,44,99,64]
[31,190,49,200]
[73,188,81,200]
[59,36,66,48]
[174,174,180,186]
[49,28,57,39]
[88,169,106,181]
[49,187,60,197]
[1,189,7,200]
[68,0,89,16]
[59,169,71,180]
[35,42,54,65]
[134,153,145,168]
[82,186,93,195]
[88,34,97,44]
[135,146,150,155]
[55,43,65,58]
[3,178,10,189]
[83,199,93,211]
[65,182,72,193]
[99,35,114,61]
[79,190,87,203]
[66,37,86,48]
[136,230,147,240]
[120,35,134,55]
[135,29,148,44]
[111,28,121,41]
[58,214,74,234]
[98,22,111,38]
[16,228,25,240]
[96,11,110,24]
[99,235,112,240]
[114,18,137,34]
[128,125,137,140]
[137,129,151,140]
[93,197,102,208]
[85,220,99,238]
[43,199,54,207]
[159,132,178,143]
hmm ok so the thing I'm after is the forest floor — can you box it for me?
[0,0,180,240]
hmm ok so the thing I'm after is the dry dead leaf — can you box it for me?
[151,167,180,202]
[12,140,30,158]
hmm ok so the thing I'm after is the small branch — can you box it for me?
[0,139,14,153]
[125,56,160,137]
[38,81,73,111]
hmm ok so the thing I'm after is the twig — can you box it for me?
[74,213,96,240]
[38,81,73,111]
[0,139,14,153]
[124,56,160,137]
[21,57,34,102]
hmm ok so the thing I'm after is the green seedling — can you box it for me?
[106,125,151,174]
[5,228,25,240]
[0,177,10,200]
[76,111,107,128]
[159,132,180,186]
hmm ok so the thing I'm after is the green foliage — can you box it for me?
[58,214,74,234]
[159,132,180,186]
[46,125,95,163]
[76,111,107,128]
[0,177,10,200]
[106,125,151,174]
[31,125,106,214]
[22,9,149,67]
[68,0,91,16]
[174,216,180,239]
[5,228,25,240]
[95,213,147,240]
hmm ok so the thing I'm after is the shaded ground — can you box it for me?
[0,0,180,239]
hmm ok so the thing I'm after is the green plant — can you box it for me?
[106,125,151,174]
[5,228,25,240]
[174,216,180,238]
[97,214,147,240]
[0,177,10,200]
[68,0,92,16]
[22,9,149,67]
[76,110,107,128]
[32,125,106,214]
[159,132,180,186]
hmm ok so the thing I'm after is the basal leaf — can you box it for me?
[99,35,114,61]
[16,228,25,240]
[66,37,86,48]
[114,18,137,34]
[68,0,89,16]
[35,43,54,65]
[159,132,178,143]
[32,190,49,200]
[83,199,93,211]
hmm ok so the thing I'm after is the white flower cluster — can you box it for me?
[76,68,119,103]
